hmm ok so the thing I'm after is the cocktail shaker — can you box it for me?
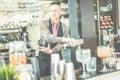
[51,54,60,80]
[27,57,40,80]
[64,62,76,80]
[58,60,65,79]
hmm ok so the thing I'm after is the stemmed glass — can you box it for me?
[76,47,91,78]
[97,46,111,72]
[106,57,116,72]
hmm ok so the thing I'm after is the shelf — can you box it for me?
[94,0,115,46]
[0,8,48,12]
[0,43,8,50]
[100,26,113,29]
[0,29,21,34]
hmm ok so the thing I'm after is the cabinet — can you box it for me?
[95,0,115,47]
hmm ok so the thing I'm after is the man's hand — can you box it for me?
[39,44,52,54]
[62,38,82,47]
[68,38,80,47]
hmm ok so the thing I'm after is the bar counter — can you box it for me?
[40,76,50,80]
[85,70,120,80]
[40,70,120,80]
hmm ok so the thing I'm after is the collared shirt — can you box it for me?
[52,23,58,36]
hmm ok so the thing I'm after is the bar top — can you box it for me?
[86,70,120,80]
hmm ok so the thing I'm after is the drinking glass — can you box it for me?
[97,46,111,72]
[106,57,116,72]
[76,48,91,78]
[86,57,97,77]
[86,57,96,72]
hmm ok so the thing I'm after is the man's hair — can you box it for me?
[50,1,60,6]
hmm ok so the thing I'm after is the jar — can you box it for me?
[14,64,33,80]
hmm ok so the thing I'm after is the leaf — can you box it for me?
[0,63,15,80]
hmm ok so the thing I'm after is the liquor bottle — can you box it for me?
[38,39,46,46]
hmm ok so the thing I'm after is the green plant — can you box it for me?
[0,63,15,80]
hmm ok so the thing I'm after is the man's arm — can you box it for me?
[51,22,69,53]
[39,21,80,53]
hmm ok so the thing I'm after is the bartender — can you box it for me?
[39,1,79,77]
[28,1,79,77]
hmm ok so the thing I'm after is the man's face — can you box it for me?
[49,4,62,21]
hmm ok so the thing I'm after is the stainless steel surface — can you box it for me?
[59,60,65,79]
[51,54,60,80]
[27,57,40,80]
[65,62,76,80]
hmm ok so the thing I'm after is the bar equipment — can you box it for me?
[116,59,120,70]
[61,44,71,62]
[61,39,84,62]
[97,46,111,72]
[51,54,60,80]
[0,22,21,44]
[38,39,46,46]
[14,64,33,80]
[58,60,65,80]
[6,41,27,66]
[64,62,76,80]
[27,57,41,80]
[114,52,120,70]
[106,56,116,72]
[76,48,91,78]
[86,57,97,72]
[86,57,97,77]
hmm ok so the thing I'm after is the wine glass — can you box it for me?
[106,57,116,72]
[76,47,91,78]
[97,46,111,72]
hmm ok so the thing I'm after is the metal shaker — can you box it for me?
[51,54,60,80]
[58,60,65,79]
[64,62,76,80]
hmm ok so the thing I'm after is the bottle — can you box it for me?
[9,47,18,66]
[76,45,82,62]
[38,39,46,46]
